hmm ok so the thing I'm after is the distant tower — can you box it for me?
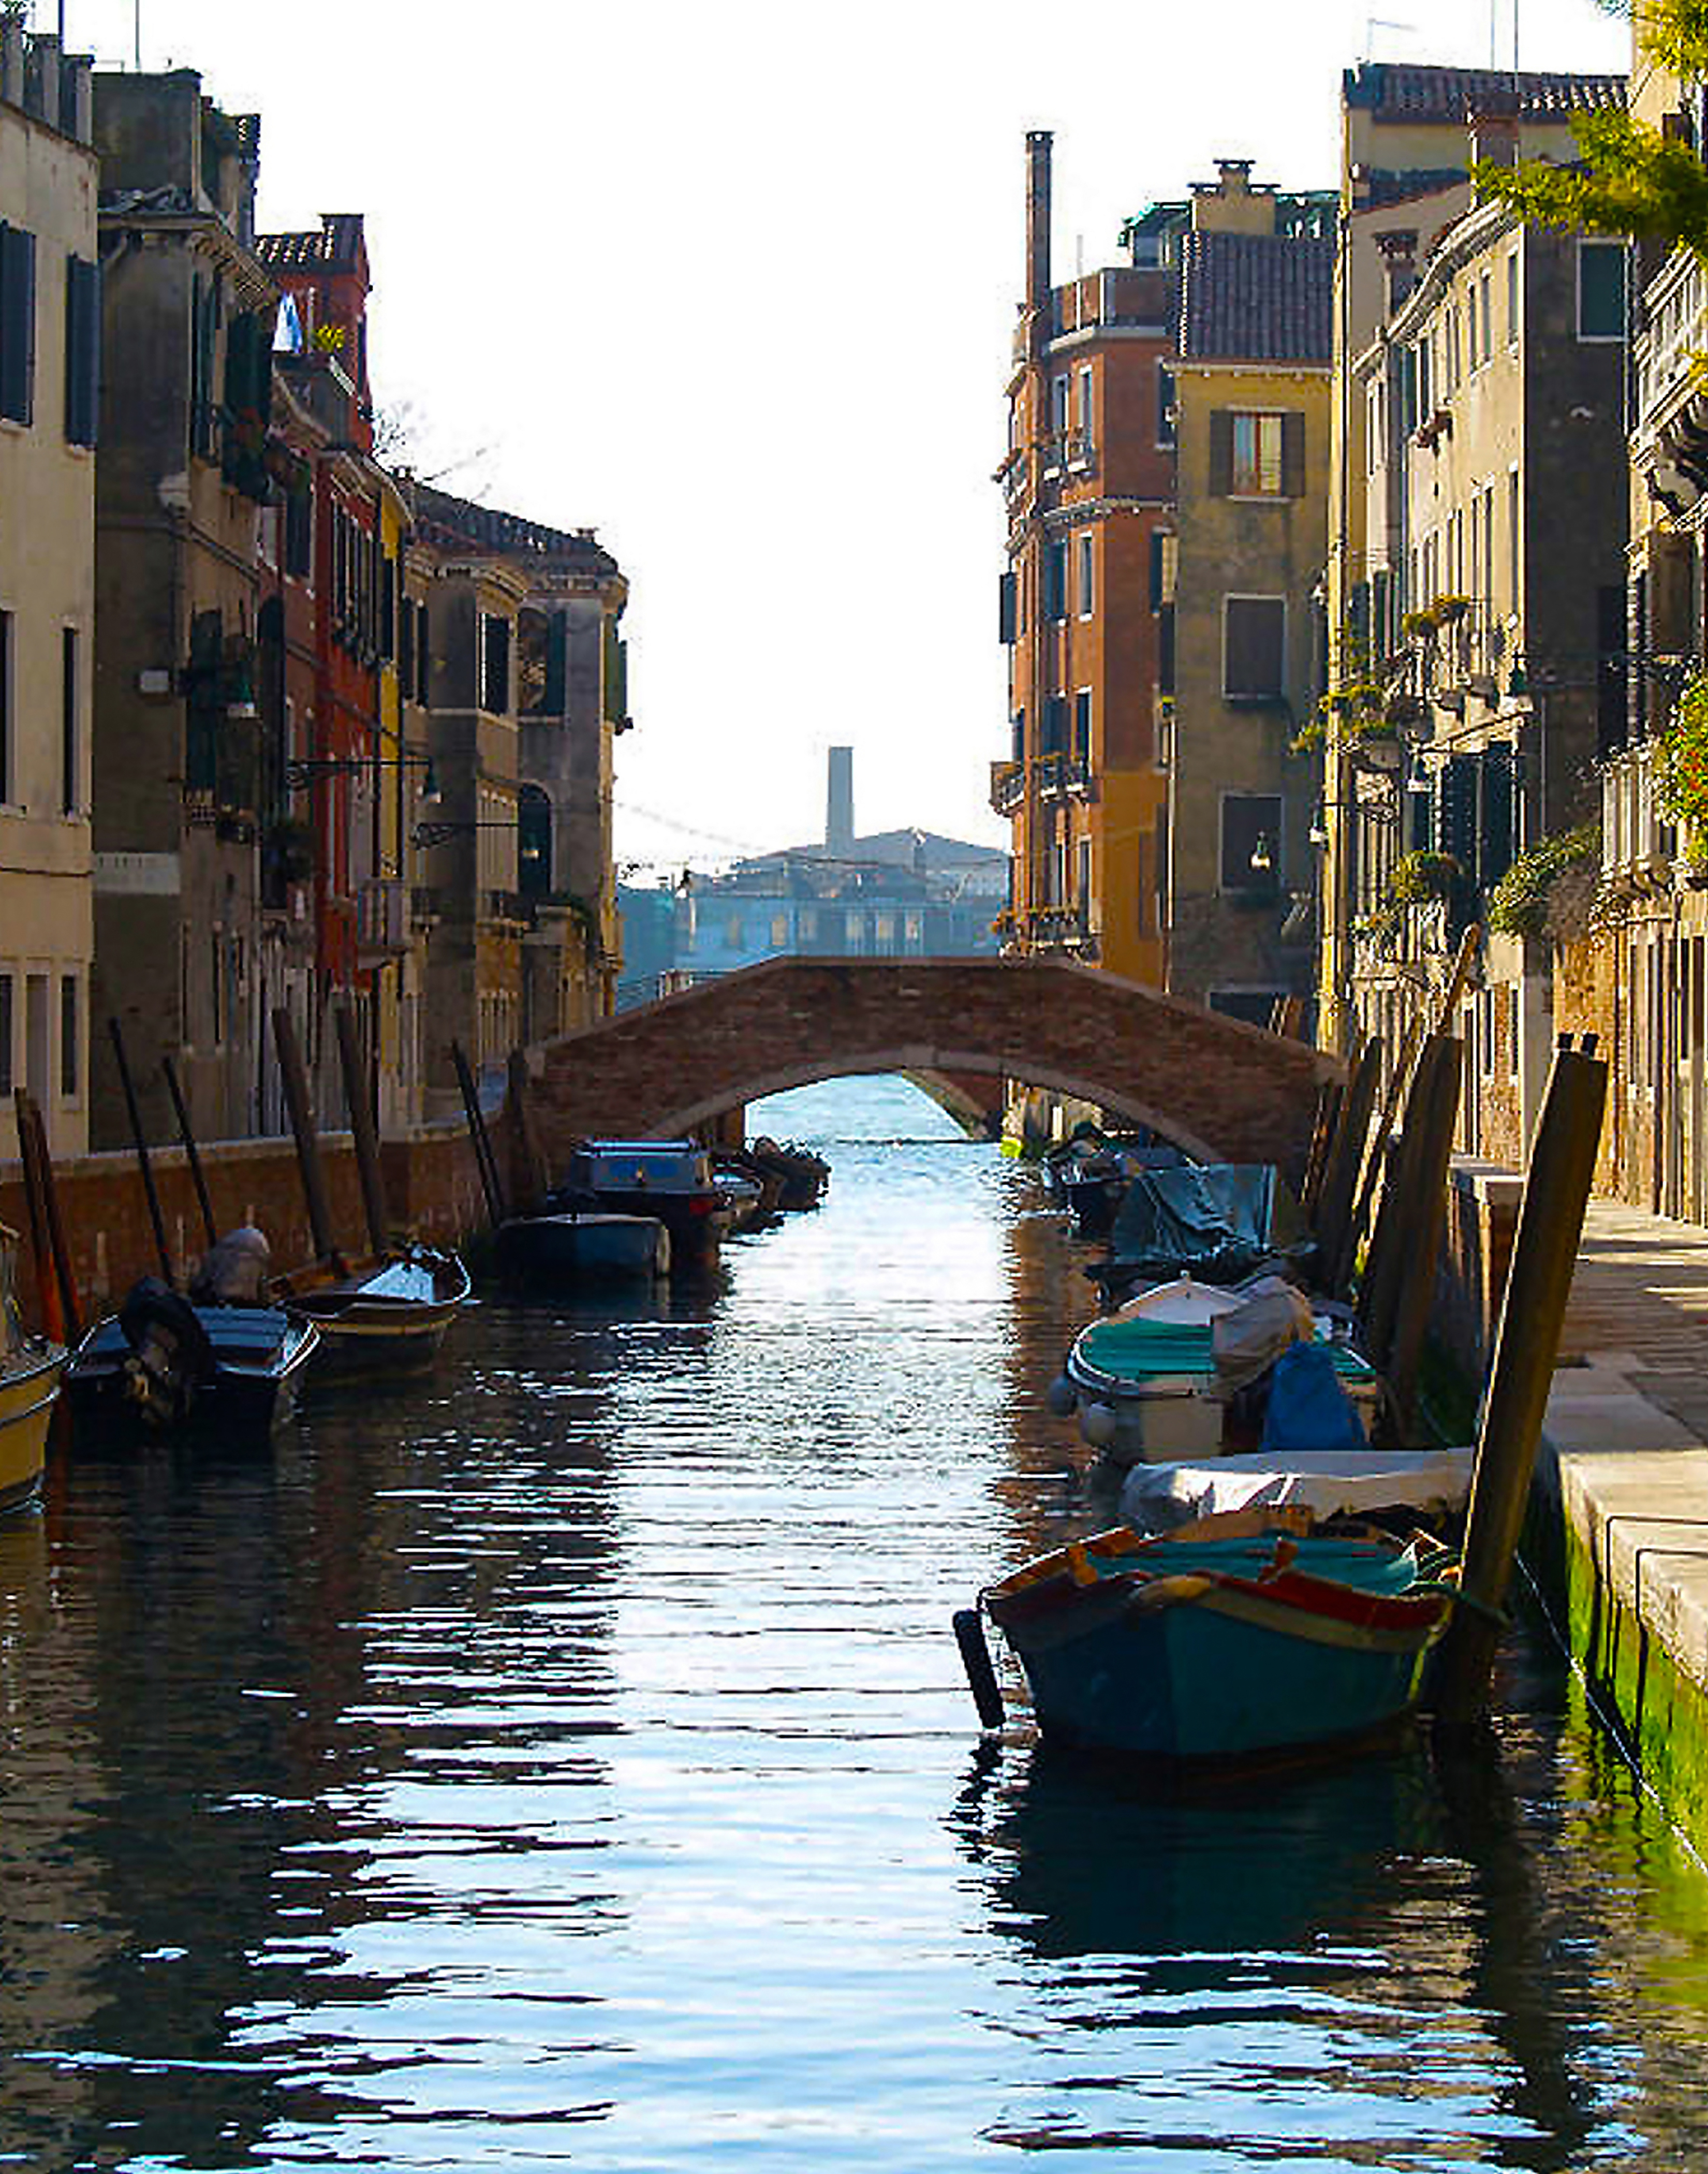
[827,746,855,857]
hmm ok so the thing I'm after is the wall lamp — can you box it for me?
[413,815,520,849]
[287,752,439,798]
[1308,799,1400,849]
[1248,833,1275,876]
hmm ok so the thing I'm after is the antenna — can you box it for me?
[1364,16,1416,60]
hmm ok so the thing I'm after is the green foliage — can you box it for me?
[1599,0,1708,80]
[1475,110,1708,257]
[1386,850,1462,906]
[1485,825,1601,938]
[1657,672,1708,848]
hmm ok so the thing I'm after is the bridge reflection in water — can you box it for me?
[0,1074,1701,2169]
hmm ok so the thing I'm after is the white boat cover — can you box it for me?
[1117,1446,1476,1532]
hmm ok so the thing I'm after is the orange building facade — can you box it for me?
[993,131,1175,983]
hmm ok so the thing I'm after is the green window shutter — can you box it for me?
[64,254,99,446]
[1436,752,1478,868]
[1282,412,1305,498]
[602,617,628,723]
[1478,746,1515,892]
[1209,409,1233,497]
[0,222,36,426]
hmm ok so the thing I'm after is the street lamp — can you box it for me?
[286,752,438,797]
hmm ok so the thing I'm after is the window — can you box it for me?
[0,973,10,1096]
[1220,794,1283,892]
[1479,270,1492,364]
[1077,365,1093,438]
[1579,240,1626,339]
[1416,335,1432,419]
[1074,688,1092,760]
[1011,708,1025,762]
[1045,539,1068,621]
[1212,410,1303,497]
[1149,530,1176,610]
[1232,412,1282,494]
[1223,596,1286,701]
[1156,363,1175,447]
[1506,252,1519,344]
[480,612,510,713]
[58,974,77,1098]
[61,627,77,814]
[770,915,788,947]
[1051,373,1070,433]
[1076,531,1094,616]
[0,609,10,804]
[998,569,1017,645]
[1043,694,1069,753]
[64,253,99,446]
[0,223,35,427]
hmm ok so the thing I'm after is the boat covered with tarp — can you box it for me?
[1090,1163,1311,1302]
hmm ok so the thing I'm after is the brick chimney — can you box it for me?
[1376,228,1418,315]
[1467,98,1519,169]
[1026,130,1053,313]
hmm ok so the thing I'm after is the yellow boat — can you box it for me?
[0,1226,65,1515]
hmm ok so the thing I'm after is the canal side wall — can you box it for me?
[0,1120,484,1318]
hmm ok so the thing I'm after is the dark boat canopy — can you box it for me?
[1105,1164,1305,1285]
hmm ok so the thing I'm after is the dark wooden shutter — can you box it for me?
[1157,604,1175,694]
[998,570,1016,645]
[0,223,36,425]
[1478,745,1515,891]
[1149,531,1166,611]
[1224,598,1285,700]
[544,612,568,714]
[1281,412,1305,498]
[1209,409,1233,497]
[64,254,99,447]
[1437,752,1478,868]
[1044,695,1067,753]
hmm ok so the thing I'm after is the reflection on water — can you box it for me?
[0,1074,1704,2169]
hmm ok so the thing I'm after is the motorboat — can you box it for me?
[493,1208,671,1289]
[549,1140,733,1275]
[275,1241,470,1371]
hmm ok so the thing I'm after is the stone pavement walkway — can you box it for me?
[1541,1197,1708,1734]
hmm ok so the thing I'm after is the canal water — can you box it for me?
[2,1074,1708,2171]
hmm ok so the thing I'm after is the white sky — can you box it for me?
[49,0,1629,879]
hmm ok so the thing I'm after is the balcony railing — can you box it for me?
[1601,735,1679,887]
[990,759,1024,817]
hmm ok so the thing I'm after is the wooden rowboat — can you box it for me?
[0,1227,63,1515]
[274,1245,470,1371]
[976,1512,1458,1763]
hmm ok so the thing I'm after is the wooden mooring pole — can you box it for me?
[270,1007,341,1268]
[333,1001,390,1257]
[108,1017,172,1285]
[1313,1036,1382,1298]
[1432,1045,1609,1732]
[161,1054,217,1252]
[451,1041,507,1230]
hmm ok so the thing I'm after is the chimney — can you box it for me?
[1025,129,1053,314]
[827,746,855,859]
[1376,227,1418,315]
[1467,99,1519,169]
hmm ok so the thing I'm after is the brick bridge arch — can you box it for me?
[516,956,1337,1177]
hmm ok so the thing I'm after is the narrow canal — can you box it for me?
[2,1075,1708,2170]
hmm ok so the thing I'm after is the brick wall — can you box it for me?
[2,1119,484,1330]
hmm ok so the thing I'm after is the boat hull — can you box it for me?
[279,1250,470,1372]
[0,1346,65,1514]
[64,1306,320,1445]
[494,1212,671,1288]
[986,1529,1453,1762]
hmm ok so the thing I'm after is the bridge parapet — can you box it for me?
[514,955,1335,1176]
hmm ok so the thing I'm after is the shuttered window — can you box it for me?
[1212,409,1305,497]
[1043,695,1068,754]
[1436,752,1478,870]
[64,254,99,446]
[998,570,1017,645]
[1478,744,1515,892]
[1578,240,1626,340]
[1073,689,1092,760]
[0,222,36,426]
[480,613,511,715]
[1223,596,1286,701]
[1044,540,1068,622]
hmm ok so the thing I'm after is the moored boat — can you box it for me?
[64,1275,319,1443]
[493,1209,671,1289]
[1058,1274,1382,1463]
[979,1513,1459,1762]
[274,1243,470,1371]
[550,1140,733,1276]
[0,1227,65,1515]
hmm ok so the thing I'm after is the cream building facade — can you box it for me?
[0,24,97,1157]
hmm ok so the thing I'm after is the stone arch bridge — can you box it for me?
[512,956,1337,1178]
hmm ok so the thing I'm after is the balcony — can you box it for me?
[1037,750,1091,800]
[990,759,1024,817]
[356,877,409,959]
[1024,905,1097,957]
